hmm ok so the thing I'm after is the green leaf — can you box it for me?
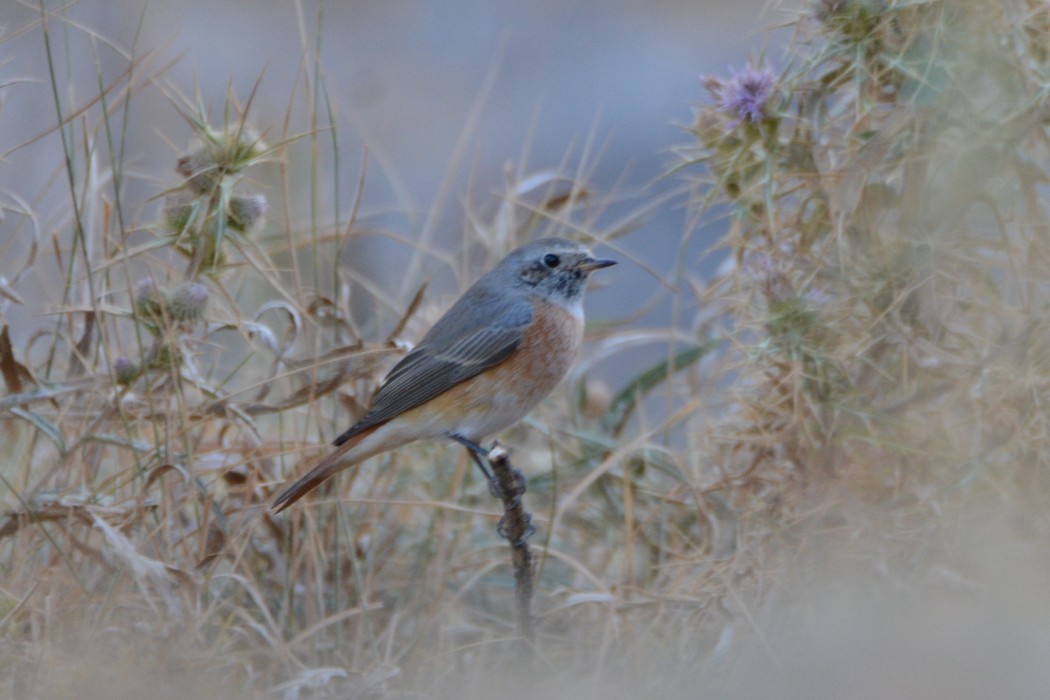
[600,339,721,436]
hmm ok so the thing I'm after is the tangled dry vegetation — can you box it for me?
[3,1,1050,697]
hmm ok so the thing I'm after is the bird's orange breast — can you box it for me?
[496,298,584,401]
[414,297,584,440]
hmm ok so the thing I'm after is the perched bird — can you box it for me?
[271,237,615,513]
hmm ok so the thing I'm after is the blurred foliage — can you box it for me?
[680,0,1050,523]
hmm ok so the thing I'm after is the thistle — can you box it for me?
[113,356,140,385]
[227,193,268,232]
[134,277,166,325]
[169,282,209,322]
[708,62,777,127]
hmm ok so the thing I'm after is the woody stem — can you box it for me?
[485,444,536,646]
[449,434,536,645]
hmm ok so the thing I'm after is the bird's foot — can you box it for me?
[496,511,535,544]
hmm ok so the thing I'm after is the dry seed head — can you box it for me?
[227,193,268,232]
[176,150,222,194]
[204,126,265,161]
[176,127,265,195]
[134,277,166,320]
[113,356,140,385]
[169,282,209,322]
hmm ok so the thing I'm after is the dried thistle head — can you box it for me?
[175,127,267,195]
[226,193,268,232]
[169,282,209,322]
[113,356,140,385]
[134,277,166,324]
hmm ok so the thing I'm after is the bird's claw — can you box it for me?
[488,466,527,501]
[496,512,535,544]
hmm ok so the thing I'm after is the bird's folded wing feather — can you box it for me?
[333,290,533,445]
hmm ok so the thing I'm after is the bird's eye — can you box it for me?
[543,253,560,268]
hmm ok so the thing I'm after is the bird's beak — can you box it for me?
[577,257,617,273]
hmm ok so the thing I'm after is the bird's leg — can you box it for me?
[449,434,530,501]
[449,433,495,481]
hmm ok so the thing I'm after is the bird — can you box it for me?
[271,237,616,513]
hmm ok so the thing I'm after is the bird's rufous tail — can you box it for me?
[271,433,366,513]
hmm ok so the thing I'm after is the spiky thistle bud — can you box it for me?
[169,282,209,322]
[134,277,166,322]
[176,149,222,195]
[176,127,266,195]
[211,126,266,166]
[113,356,140,385]
[227,193,268,232]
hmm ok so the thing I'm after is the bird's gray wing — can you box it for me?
[333,288,533,445]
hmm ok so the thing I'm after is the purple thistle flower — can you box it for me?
[716,63,777,126]
[114,356,140,385]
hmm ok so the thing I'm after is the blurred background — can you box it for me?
[0,0,794,344]
[6,3,1050,698]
